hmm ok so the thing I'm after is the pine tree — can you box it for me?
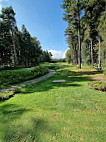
[62,0,85,68]
[0,6,17,66]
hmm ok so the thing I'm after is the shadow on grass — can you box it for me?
[20,69,99,94]
[0,104,31,141]
[0,104,59,142]
[0,104,61,142]
[31,118,61,142]
[60,69,102,76]
[20,76,82,94]
[58,64,73,68]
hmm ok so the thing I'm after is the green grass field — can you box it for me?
[0,63,106,142]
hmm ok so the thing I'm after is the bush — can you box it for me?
[0,91,14,101]
[0,66,48,89]
[50,59,66,63]
[93,63,102,72]
[89,81,106,92]
[47,64,60,70]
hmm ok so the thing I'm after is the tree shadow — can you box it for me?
[31,118,61,142]
[20,69,98,94]
[0,104,61,142]
[59,69,102,76]
[59,64,73,68]
[20,79,82,94]
[0,104,31,141]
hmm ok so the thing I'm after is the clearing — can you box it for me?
[0,63,106,142]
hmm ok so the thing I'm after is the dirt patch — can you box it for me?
[92,74,106,83]
[53,80,66,82]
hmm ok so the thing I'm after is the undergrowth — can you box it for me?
[0,66,48,89]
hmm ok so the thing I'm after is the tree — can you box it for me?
[81,42,90,64]
[30,37,42,66]
[97,10,106,68]
[20,25,43,67]
[0,6,51,68]
[65,49,72,64]
[41,50,52,62]
[65,26,78,65]
[0,6,17,66]
[0,17,12,66]
[62,0,85,68]
[84,0,106,68]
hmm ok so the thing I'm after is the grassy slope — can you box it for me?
[0,63,106,142]
[0,65,48,90]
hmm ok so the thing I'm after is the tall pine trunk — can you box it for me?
[78,0,81,69]
[72,46,74,65]
[12,33,17,67]
[75,45,78,64]
[78,28,81,68]
[98,36,101,68]
[91,40,94,68]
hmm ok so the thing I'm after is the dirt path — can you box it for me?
[0,69,56,93]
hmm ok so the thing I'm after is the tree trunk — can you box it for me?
[91,40,94,68]
[25,58,29,67]
[75,45,78,64]
[98,36,101,68]
[89,43,91,65]
[78,0,81,69]
[12,33,17,67]
[72,46,74,65]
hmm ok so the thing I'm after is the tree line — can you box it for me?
[0,6,52,68]
[62,0,106,69]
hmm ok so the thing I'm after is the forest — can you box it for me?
[0,7,52,68]
[63,0,106,70]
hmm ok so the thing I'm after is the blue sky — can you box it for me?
[0,0,68,58]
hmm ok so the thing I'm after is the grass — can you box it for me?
[0,63,106,142]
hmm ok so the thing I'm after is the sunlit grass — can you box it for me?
[0,63,106,142]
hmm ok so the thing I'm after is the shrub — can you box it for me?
[93,63,102,72]
[0,91,14,101]
[89,81,106,92]
[0,66,48,89]
[47,64,60,70]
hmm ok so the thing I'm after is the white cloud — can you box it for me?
[48,50,66,59]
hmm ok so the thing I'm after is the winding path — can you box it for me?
[0,69,56,93]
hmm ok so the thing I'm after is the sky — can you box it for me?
[0,0,68,59]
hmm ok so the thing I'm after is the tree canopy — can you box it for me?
[0,6,52,68]
[62,0,106,69]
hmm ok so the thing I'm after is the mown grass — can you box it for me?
[0,63,106,142]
